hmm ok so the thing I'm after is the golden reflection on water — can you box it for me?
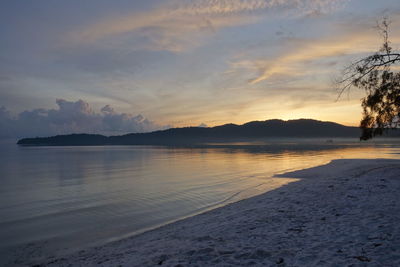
[0,142,399,262]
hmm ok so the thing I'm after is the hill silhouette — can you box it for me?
[16,119,368,146]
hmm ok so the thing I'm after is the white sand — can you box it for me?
[23,159,400,266]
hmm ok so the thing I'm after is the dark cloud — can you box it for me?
[0,99,165,139]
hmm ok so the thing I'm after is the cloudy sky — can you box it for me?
[1,0,400,137]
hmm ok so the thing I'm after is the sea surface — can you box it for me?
[1,139,400,264]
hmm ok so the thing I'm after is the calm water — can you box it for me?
[1,140,400,263]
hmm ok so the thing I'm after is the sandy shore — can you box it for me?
[20,159,400,266]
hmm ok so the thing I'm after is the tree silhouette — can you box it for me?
[338,18,400,140]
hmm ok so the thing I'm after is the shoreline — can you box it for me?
[15,159,400,266]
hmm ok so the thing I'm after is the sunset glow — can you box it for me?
[1,0,400,136]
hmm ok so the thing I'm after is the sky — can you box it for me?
[1,0,400,138]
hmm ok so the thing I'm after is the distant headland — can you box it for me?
[16,119,397,146]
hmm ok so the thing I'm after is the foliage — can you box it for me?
[338,18,400,140]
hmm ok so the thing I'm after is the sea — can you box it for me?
[1,139,400,264]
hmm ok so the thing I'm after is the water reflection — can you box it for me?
[0,141,400,264]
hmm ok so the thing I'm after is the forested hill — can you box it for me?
[17,119,364,146]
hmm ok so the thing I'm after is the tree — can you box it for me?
[338,18,400,140]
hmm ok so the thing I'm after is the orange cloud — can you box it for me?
[67,0,348,52]
[228,22,400,85]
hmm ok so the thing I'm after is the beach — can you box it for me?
[13,158,400,266]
